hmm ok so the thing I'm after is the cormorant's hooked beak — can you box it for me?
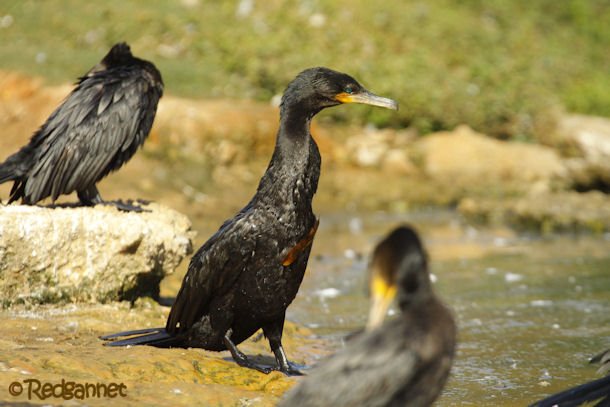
[335,90,399,111]
[366,273,397,331]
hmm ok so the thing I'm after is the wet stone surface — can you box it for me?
[0,300,329,406]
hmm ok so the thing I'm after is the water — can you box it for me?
[288,210,610,405]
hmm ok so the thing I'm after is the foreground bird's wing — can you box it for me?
[166,211,259,333]
[24,66,162,202]
[280,319,420,407]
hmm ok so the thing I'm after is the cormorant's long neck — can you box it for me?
[255,105,321,203]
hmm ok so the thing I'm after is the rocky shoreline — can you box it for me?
[2,70,609,233]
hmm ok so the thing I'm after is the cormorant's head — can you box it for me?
[83,42,134,78]
[281,67,398,116]
[366,225,430,330]
[81,42,163,89]
[100,42,134,67]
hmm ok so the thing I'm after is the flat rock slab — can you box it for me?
[0,203,194,306]
[0,302,330,406]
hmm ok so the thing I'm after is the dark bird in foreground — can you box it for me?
[279,225,457,406]
[100,67,398,374]
[0,42,163,211]
[530,348,610,407]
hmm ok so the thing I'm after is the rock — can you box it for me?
[415,125,567,193]
[382,148,418,175]
[556,114,610,191]
[0,203,194,306]
[459,191,610,233]
[345,127,418,174]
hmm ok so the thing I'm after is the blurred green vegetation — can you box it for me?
[0,0,609,140]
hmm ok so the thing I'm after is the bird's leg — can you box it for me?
[77,185,103,206]
[223,329,272,374]
[77,185,146,212]
[263,320,304,376]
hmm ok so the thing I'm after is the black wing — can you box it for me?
[166,210,259,334]
[21,62,162,203]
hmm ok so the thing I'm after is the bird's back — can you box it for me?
[280,298,456,407]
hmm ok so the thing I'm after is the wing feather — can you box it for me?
[166,213,258,334]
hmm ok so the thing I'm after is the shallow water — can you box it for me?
[289,210,610,406]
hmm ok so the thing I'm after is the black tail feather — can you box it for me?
[100,327,179,348]
[0,144,35,185]
[99,327,162,340]
[0,160,18,185]
[530,375,610,407]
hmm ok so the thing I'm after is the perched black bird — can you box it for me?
[101,67,398,374]
[529,348,610,407]
[279,225,456,406]
[0,42,163,211]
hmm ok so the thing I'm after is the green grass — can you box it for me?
[1,0,609,140]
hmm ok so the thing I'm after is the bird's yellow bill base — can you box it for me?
[335,91,399,110]
[366,274,397,330]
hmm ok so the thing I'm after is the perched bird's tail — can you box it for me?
[0,154,22,185]
[0,145,35,185]
[0,147,36,203]
[529,374,610,407]
[100,327,180,348]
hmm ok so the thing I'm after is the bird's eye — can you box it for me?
[344,86,354,94]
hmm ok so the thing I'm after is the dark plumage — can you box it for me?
[101,67,398,374]
[279,225,456,406]
[529,348,610,407]
[0,42,163,211]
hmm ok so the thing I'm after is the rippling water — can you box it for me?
[288,210,610,406]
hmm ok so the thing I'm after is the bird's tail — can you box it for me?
[0,156,20,185]
[100,327,180,348]
[0,145,34,185]
[529,374,610,407]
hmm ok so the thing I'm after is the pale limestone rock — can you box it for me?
[557,114,610,189]
[0,203,194,306]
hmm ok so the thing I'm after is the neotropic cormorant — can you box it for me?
[279,225,456,406]
[529,348,610,407]
[0,42,163,211]
[101,67,398,374]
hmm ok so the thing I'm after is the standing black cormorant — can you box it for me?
[529,348,610,407]
[101,67,398,374]
[0,42,163,211]
[279,225,456,406]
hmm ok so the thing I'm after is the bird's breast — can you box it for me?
[230,201,316,319]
